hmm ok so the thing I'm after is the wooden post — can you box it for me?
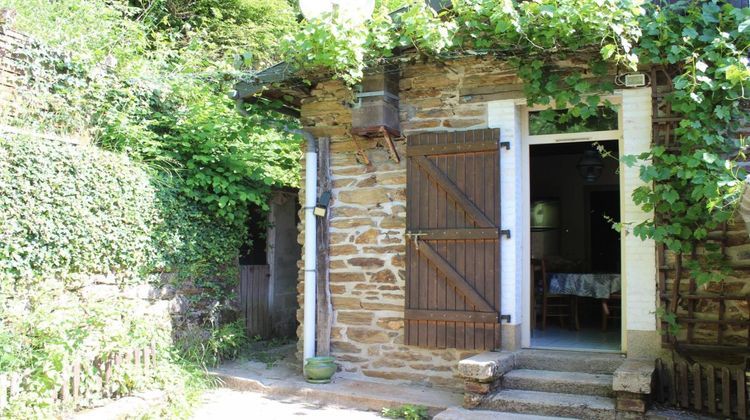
[707,364,716,415]
[150,340,157,365]
[0,374,8,410]
[72,358,80,405]
[722,367,732,417]
[60,365,69,403]
[315,137,333,357]
[143,347,150,376]
[104,356,112,398]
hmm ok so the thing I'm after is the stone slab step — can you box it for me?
[435,407,575,419]
[210,359,462,417]
[480,389,615,420]
[503,369,614,398]
[514,349,624,374]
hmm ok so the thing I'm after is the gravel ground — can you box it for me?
[191,389,384,420]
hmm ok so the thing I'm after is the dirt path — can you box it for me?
[191,388,383,420]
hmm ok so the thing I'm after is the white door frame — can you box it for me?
[519,96,626,352]
[488,88,655,354]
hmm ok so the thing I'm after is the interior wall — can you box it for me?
[530,145,619,270]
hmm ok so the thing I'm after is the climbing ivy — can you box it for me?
[627,1,750,285]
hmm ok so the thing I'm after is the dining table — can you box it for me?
[547,272,621,299]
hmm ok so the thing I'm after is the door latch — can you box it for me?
[405,232,427,249]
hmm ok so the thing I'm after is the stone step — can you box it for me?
[480,389,616,420]
[514,349,624,375]
[503,369,614,398]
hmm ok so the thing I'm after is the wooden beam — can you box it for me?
[407,141,498,156]
[380,126,400,163]
[416,241,494,312]
[413,156,495,228]
[405,309,498,323]
[315,137,333,356]
[407,228,499,241]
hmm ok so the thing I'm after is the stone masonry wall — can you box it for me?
[295,57,521,389]
[0,24,30,121]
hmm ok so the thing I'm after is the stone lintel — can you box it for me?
[613,358,655,395]
[457,351,514,383]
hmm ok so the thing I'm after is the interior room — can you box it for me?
[529,140,622,352]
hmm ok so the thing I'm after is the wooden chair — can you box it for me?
[531,258,579,330]
[601,293,621,331]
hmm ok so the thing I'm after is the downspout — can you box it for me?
[298,129,318,362]
[235,97,318,363]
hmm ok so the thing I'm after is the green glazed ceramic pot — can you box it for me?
[304,356,336,384]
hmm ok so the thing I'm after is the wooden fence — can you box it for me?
[239,265,271,338]
[655,358,750,419]
[0,342,157,412]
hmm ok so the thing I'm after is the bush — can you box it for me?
[0,135,247,417]
[176,320,248,368]
[0,135,245,287]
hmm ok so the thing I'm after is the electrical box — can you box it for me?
[624,73,647,88]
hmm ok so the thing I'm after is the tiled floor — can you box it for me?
[531,325,621,352]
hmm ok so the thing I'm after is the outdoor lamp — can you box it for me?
[577,149,604,182]
[314,191,332,217]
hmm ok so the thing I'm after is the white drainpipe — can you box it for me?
[299,130,318,362]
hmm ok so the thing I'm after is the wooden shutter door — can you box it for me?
[404,128,501,350]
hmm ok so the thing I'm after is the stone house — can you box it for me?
[233,15,750,420]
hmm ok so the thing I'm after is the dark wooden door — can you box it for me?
[405,129,502,350]
[239,264,271,338]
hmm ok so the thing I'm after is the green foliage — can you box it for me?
[176,320,248,368]
[0,135,241,417]
[381,404,429,420]
[0,285,176,418]
[282,1,456,84]
[5,0,302,225]
[131,0,297,70]
[626,1,750,268]
[0,136,245,284]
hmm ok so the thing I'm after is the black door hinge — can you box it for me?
[500,314,511,323]
[501,229,511,239]
[500,141,510,150]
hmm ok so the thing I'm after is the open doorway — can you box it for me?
[238,190,301,341]
[529,140,621,351]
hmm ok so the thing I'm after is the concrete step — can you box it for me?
[514,349,624,374]
[480,389,616,420]
[502,369,614,398]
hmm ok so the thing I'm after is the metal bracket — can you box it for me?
[500,141,511,150]
[501,229,511,239]
[500,314,511,323]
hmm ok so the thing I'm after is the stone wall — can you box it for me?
[0,24,29,121]
[71,271,230,344]
[295,57,523,389]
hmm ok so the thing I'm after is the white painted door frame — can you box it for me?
[488,88,655,354]
[519,97,625,352]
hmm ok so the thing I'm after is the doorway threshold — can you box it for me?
[526,345,623,354]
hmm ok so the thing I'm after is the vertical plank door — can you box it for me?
[405,128,502,350]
